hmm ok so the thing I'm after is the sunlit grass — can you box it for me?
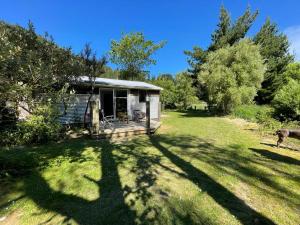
[0,110,299,224]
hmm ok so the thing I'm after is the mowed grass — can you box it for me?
[0,110,300,225]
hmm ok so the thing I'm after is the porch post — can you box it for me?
[146,98,150,135]
[90,100,100,135]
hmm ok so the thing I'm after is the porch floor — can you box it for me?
[98,119,161,139]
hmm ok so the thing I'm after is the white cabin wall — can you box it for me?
[59,94,99,124]
[127,93,160,120]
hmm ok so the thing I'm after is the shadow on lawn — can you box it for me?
[178,109,214,118]
[149,135,276,225]
[2,134,292,224]
[250,148,300,166]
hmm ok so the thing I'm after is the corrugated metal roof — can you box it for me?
[78,76,162,90]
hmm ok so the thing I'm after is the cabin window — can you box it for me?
[139,90,146,103]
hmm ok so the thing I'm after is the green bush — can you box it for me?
[232,104,273,122]
[272,78,300,121]
[256,109,281,134]
[0,105,63,147]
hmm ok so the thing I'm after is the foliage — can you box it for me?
[109,32,165,80]
[151,76,177,109]
[209,6,258,51]
[0,105,62,147]
[185,6,258,98]
[174,72,197,110]
[231,104,273,122]
[151,72,196,110]
[281,62,300,81]
[0,21,84,115]
[80,44,107,126]
[199,39,265,113]
[272,78,300,121]
[256,110,282,134]
[101,66,120,79]
[254,19,293,104]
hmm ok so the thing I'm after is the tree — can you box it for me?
[0,21,83,119]
[109,32,165,81]
[185,6,258,99]
[199,39,265,113]
[101,66,120,79]
[151,76,177,109]
[81,44,107,126]
[272,63,300,120]
[174,72,197,110]
[254,18,293,104]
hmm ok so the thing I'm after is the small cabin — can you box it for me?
[59,76,162,124]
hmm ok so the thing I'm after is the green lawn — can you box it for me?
[1,110,300,225]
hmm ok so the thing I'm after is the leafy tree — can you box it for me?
[272,79,300,121]
[157,73,174,81]
[101,66,120,79]
[185,6,258,99]
[174,72,197,110]
[272,63,300,120]
[254,19,293,104]
[151,76,177,109]
[199,39,265,113]
[282,62,300,81]
[0,21,83,117]
[109,32,165,81]
[80,43,107,126]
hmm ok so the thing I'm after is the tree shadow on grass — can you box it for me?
[260,142,300,152]
[178,109,215,118]
[3,133,298,224]
[149,135,276,225]
[24,141,137,225]
[249,148,300,166]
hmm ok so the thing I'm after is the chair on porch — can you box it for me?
[133,110,146,123]
[100,109,114,129]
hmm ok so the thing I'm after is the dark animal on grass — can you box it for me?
[275,129,300,148]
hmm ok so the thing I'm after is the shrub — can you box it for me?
[232,104,273,122]
[272,79,300,121]
[256,109,281,134]
[0,105,63,147]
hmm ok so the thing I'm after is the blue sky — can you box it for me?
[1,0,300,76]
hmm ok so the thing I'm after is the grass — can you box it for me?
[231,104,273,122]
[0,110,300,225]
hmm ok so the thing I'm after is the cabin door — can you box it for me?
[100,89,114,117]
[115,90,128,118]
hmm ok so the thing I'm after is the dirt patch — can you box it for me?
[0,210,22,225]
[157,124,173,133]
[223,117,258,130]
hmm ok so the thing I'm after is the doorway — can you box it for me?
[115,90,128,118]
[100,89,114,117]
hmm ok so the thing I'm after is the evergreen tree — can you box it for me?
[254,19,294,104]
[185,6,258,100]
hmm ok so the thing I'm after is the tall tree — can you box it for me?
[254,19,294,104]
[185,6,258,100]
[81,43,107,126]
[109,32,165,81]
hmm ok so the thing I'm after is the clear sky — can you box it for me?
[1,0,300,76]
